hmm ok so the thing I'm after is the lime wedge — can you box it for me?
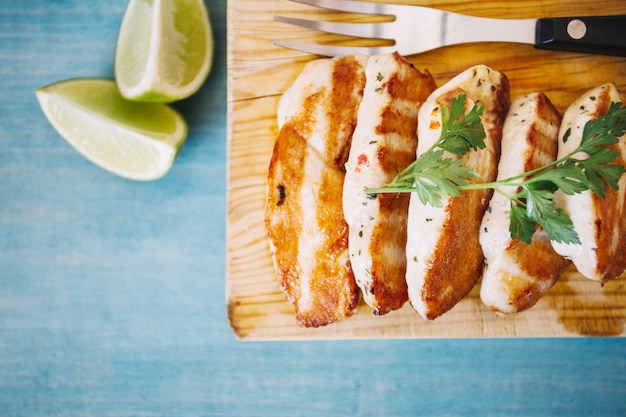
[36,78,188,181]
[115,0,214,103]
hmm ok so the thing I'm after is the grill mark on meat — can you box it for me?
[326,56,367,171]
[591,87,626,282]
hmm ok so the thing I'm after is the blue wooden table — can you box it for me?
[1,1,625,415]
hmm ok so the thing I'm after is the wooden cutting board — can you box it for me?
[226,0,626,340]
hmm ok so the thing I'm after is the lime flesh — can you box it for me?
[115,0,214,103]
[36,78,188,181]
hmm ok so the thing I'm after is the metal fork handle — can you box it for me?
[406,12,626,57]
[434,12,537,46]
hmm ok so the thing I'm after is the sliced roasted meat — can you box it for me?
[343,52,436,315]
[265,55,368,327]
[479,92,570,314]
[405,65,510,320]
[552,83,626,284]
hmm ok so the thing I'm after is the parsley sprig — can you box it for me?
[370,95,485,207]
[365,95,626,244]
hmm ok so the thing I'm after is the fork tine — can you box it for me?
[273,0,405,57]
[272,39,396,57]
[287,0,394,15]
[274,15,390,39]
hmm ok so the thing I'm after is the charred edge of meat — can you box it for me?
[276,184,286,206]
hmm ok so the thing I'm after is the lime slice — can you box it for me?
[36,78,188,181]
[115,0,214,103]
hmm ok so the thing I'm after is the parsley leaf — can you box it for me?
[521,186,580,244]
[399,150,478,207]
[439,94,486,155]
[580,102,626,153]
[508,200,536,245]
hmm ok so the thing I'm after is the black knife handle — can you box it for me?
[535,15,626,57]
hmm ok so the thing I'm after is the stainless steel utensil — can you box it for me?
[273,0,626,57]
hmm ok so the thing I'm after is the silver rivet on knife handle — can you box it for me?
[567,19,587,40]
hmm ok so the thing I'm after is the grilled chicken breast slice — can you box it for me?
[343,52,436,315]
[265,55,367,327]
[479,93,570,314]
[406,65,510,320]
[551,83,626,283]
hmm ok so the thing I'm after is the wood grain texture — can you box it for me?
[226,0,626,340]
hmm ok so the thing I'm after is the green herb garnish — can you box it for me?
[368,95,484,207]
[366,96,626,244]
